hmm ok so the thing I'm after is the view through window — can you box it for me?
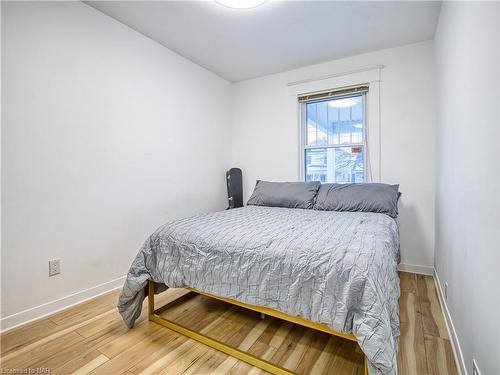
[303,93,365,183]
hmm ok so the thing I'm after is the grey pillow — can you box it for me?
[314,183,400,217]
[247,180,320,209]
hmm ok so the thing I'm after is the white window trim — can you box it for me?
[288,66,383,182]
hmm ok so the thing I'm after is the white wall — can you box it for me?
[1,1,231,329]
[231,41,437,270]
[434,2,500,374]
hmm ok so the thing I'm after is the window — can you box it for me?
[301,92,366,183]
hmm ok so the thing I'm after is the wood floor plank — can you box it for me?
[97,320,163,358]
[29,337,101,371]
[127,334,188,374]
[419,275,449,339]
[417,274,440,336]
[268,321,294,349]
[182,313,273,374]
[126,296,237,374]
[171,309,260,374]
[90,328,176,375]
[52,349,108,375]
[320,338,360,375]
[43,322,130,374]
[177,308,267,375]
[134,335,197,375]
[161,295,232,332]
[71,353,109,375]
[282,329,318,371]
[133,306,240,374]
[424,335,458,375]
[252,317,283,347]
[397,290,427,375]
[77,316,136,352]
[225,319,284,374]
[210,320,281,375]
[158,343,229,375]
[1,318,61,356]
[209,355,239,374]
[178,348,230,375]
[226,345,276,375]
[293,331,330,374]
[51,303,115,329]
[309,335,344,374]
[1,331,84,370]
[245,347,277,375]
[399,292,415,324]
[399,271,417,294]
[75,309,123,338]
[269,324,307,367]
[31,320,131,373]
[49,291,118,327]
[0,309,115,363]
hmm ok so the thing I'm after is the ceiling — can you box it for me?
[87,1,441,82]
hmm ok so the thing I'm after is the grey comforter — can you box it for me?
[118,206,400,374]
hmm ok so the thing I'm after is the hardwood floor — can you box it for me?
[1,272,458,374]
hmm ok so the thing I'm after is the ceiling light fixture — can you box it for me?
[328,98,357,108]
[215,0,268,9]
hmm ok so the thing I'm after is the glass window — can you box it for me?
[302,93,365,183]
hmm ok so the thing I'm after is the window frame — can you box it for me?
[299,92,368,183]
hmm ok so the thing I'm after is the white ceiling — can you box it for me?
[87,1,441,82]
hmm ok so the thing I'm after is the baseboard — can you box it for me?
[0,275,125,333]
[397,262,434,275]
[433,269,467,375]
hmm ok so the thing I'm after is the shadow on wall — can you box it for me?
[397,199,427,266]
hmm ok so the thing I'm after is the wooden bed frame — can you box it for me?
[148,280,368,375]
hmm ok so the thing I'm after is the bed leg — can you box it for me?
[364,355,368,375]
[261,313,266,320]
[148,280,155,320]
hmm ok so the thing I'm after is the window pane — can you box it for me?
[306,102,327,146]
[305,147,364,183]
[306,102,317,146]
[307,95,364,147]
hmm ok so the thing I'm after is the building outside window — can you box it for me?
[301,92,366,183]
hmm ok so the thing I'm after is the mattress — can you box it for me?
[118,205,400,374]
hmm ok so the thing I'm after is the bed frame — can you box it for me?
[148,280,368,375]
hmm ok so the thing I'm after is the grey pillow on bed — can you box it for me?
[314,183,400,217]
[247,180,320,209]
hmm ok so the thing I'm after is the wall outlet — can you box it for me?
[444,282,448,300]
[472,359,481,375]
[49,259,61,277]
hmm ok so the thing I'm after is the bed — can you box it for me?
[118,201,401,375]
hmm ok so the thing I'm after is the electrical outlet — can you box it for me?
[472,359,481,375]
[49,259,61,277]
[444,282,448,300]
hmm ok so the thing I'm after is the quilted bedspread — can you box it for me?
[118,206,400,374]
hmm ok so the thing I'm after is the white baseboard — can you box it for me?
[397,262,434,275]
[433,269,467,375]
[0,275,125,333]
